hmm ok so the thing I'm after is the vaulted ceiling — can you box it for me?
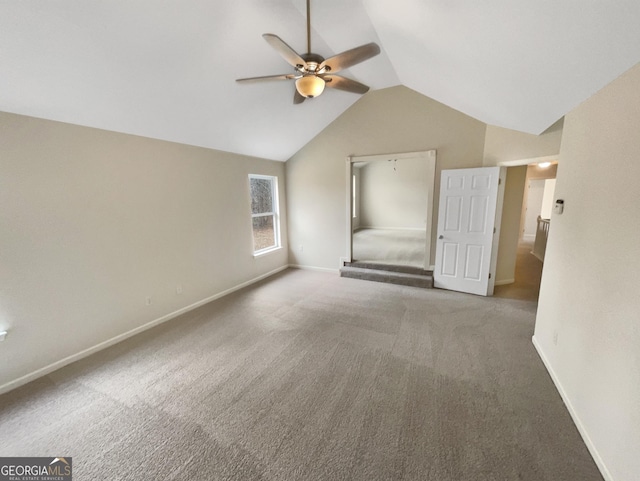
[2,1,639,161]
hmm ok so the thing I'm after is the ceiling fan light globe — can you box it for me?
[296,75,325,98]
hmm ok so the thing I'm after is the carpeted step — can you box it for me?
[340,265,433,288]
[343,261,432,276]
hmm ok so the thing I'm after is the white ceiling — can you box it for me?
[1,0,639,161]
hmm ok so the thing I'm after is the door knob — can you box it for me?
[439,235,444,239]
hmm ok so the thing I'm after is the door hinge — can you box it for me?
[498,178,502,185]
[493,227,496,234]
[488,273,492,279]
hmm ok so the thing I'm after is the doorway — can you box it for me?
[346,150,436,270]
[493,159,558,301]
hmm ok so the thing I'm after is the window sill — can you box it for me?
[253,246,283,258]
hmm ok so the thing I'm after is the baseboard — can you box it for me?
[0,265,289,395]
[288,264,339,274]
[532,336,614,481]
[358,226,425,231]
[494,278,515,286]
[530,251,545,262]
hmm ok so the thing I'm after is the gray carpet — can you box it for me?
[352,228,426,268]
[0,269,602,480]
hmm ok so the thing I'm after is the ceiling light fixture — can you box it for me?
[236,0,380,104]
[538,162,552,168]
[295,75,326,98]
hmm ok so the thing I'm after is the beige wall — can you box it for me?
[359,158,428,229]
[483,118,563,165]
[533,63,640,481]
[0,112,288,391]
[286,86,487,270]
[495,166,527,283]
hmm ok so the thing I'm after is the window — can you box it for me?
[352,174,357,219]
[249,174,280,254]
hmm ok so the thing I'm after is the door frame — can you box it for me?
[497,154,558,168]
[495,155,559,287]
[345,150,436,269]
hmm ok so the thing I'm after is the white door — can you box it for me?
[434,167,505,296]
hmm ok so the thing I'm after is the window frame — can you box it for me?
[352,174,357,219]
[248,174,281,256]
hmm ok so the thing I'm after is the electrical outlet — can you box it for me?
[553,331,558,346]
[176,284,183,295]
[145,296,152,306]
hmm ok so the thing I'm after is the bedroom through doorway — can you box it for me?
[347,150,436,270]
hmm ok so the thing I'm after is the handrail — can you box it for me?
[532,216,550,262]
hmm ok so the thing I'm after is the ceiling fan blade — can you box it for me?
[320,43,380,74]
[236,73,298,83]
[263,33,308,69]
[323,75,370,94]
[294,89,306,104]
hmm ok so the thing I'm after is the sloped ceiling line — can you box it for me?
[1,0,639,161]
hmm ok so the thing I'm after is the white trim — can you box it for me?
[497,154,558,167]
[488,167,506,296]
[425,150,437,270]
[288,264,339,274]
[530,251,545,262]
[346,157,353,262]
[494,278,515,286]
[356,226,426,231]
[532,336,613,481]
[351,149,437,163]
[0,265,288,395]
[253,246,283,258]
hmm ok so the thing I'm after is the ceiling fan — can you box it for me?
[236,0,381,104]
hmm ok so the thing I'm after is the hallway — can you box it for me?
[494,242,543,302]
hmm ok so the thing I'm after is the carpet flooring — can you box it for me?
[0,269,602,480]
[352,228,426,268]
[494,242,544,302]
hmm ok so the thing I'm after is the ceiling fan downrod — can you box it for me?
[306,0,311,55]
